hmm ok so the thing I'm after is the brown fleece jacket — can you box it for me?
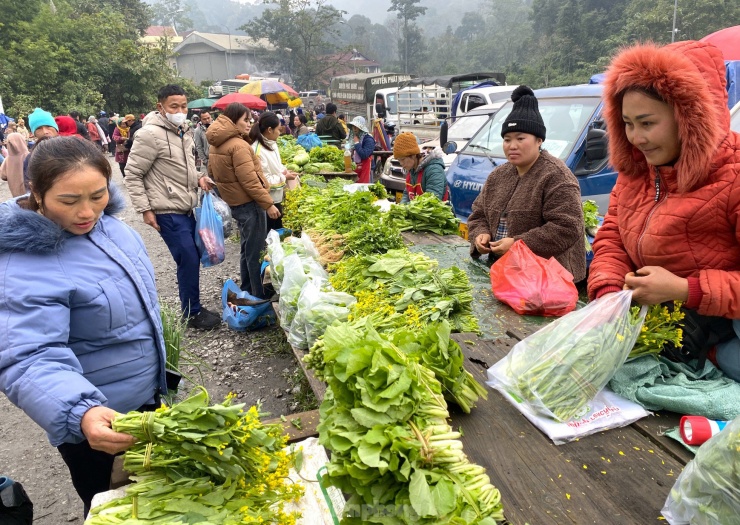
[206,115,273,210]
[467,150,586,282]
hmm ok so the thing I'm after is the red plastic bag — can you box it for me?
[489,240,577,316]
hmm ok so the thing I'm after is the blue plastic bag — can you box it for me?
[296,132,322,151]
[221,279,276,331]
[194,191,225,267]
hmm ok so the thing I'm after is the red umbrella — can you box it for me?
[211,93,267,111]
[700,25,740,60]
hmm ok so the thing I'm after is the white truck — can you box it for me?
[329,72,413,125]
[394,72,512,141]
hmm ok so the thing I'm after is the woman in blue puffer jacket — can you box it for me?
[0,137,167,516]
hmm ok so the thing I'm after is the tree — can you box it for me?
[0,0,183,118]
[388,0,427,74]
[150,0,194,32]
[240,0,345,89]
[622,0,740,44]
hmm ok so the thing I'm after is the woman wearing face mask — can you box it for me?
[207,103,280,298]
[0,137,167,518]
[589,41,740,380]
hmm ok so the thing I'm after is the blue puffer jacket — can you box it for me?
[0,185,166,446]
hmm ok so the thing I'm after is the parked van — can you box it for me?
[380,102,506,201]
[446,84,614,237]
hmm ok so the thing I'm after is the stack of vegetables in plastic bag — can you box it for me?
[495,290,646,422]
[274,234,356,350]
[662,415,740,525]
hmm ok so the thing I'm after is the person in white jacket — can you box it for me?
[247,111,298,231]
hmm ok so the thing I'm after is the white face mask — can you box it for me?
[165,111,187,127]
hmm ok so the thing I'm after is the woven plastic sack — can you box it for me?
[489,240,577,316]
[497,290,647,422]
[296,132,322,151]
[194,191,225,267]
[662,415,740,525]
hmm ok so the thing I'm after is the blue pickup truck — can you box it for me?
[446,83,615,236]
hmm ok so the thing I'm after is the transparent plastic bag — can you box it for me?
[211,192,233,238]
[300,232,320,261]
[194,191,225,267]
[303,289,355,348]
[499,290,646,422]
[662,416,740,525]
[288,280,320,349]
[266,230,285,289]
[279,254,306,330]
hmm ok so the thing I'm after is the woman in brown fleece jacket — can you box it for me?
[467,86,586,282]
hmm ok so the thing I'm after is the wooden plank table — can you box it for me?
[277,231,692,523]
[450,333,686,524]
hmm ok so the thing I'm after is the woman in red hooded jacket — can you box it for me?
[588,40,740,381]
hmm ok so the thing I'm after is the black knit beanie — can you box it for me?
[501,85,546,140]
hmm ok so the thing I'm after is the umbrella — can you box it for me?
[238,81,302,107]
[700,25,740,60]
[239,80,298,97]
[211,93,267,111]
[188,98,220,110]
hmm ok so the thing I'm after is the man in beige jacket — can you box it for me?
[125,84,220,330]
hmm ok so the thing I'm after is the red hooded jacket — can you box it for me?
[587,41,740,318]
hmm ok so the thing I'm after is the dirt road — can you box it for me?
[0,157,312,522]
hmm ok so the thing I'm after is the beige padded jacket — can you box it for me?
[124,111,202,214]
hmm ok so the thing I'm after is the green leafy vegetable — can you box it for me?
[389,193,460,235]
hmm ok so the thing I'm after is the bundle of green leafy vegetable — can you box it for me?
[314,320,502,524]
[86,388,302,524]
[628,301,685,361]
[343,214,405,256]
[277,134,305,166]
[503,291,645,422]
[582,199,600,252]
[388,193,460,235]
[309,144,345,172]
[331,249,479,333]
[663,415,740,525]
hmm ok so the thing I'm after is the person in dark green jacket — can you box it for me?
[393,131,448,204]
[314,103,346,143]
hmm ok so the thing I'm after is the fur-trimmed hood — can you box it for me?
[0,183,127,255]
[603,41,729,193]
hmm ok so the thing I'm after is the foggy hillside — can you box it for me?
[142,0,479,37]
